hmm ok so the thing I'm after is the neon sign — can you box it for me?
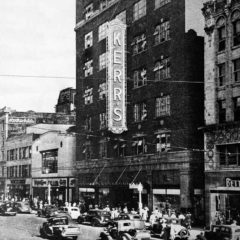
[107,19,127,134]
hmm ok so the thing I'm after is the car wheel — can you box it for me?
[92,220,99,227]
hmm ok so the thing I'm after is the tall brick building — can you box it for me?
[75,0,204,220]
[202,0,240,225]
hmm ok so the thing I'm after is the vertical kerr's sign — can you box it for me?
[107,19,127,134]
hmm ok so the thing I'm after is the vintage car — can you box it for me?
[13,201,31,213]
[37,204,59,218]
[59,206,81,220]
[100,219,151,240]
[204,224,240,240]
[0,202,17,216]
[77,209,111,227]
[149,218,189,240]
[39,214,81,240]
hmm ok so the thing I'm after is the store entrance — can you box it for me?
[226,194,240,223]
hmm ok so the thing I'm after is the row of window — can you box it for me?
[83,59,170,105]
[217,10,240,51]
[218,58,240,86]
[83,95,170,131]
[82,132,171,159]
[7,146,32,161]
[218,97,240,123]
[7,165,31,178]
[84,0,171,22]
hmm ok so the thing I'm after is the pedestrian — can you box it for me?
[123,205,128,213]
[130,208,137,214]
[231,220,237,226]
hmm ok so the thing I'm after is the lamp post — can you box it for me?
[138,183,143,211]
[48,182,51,205]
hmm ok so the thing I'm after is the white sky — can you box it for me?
[0,0,75,112]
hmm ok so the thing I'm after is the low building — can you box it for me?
[5,133,39,200]
[31,129,76,204]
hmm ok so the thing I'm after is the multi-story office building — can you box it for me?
[75,0,204,220]
[202,0,240,225]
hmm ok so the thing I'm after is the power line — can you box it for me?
[0,74,75,80]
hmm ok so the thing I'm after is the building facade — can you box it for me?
[75,0,205,221]
[55,87,76,115]
[202,0,240,225]
[31,130,76,204]
[0,108,75,199]
[5,133,38,200]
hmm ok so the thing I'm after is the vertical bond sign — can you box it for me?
[107,19,127,134]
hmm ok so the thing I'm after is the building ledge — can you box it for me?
[75,0,119,31]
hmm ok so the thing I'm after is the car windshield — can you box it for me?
[213,226,231,234]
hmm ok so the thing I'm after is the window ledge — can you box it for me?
[154,39,171,47]
[132,49,148,57]
[232,45,240,51]
[133,85,148,90]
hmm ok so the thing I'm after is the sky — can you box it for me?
[0,0,75,112]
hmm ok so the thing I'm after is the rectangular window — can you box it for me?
[99,52,107,70]
[98,83,107,100]
[85,117,92,131]
[83,141,93,160]
[234,97,240,121]
[83,88,93,105]
[217,144,240,166]
[155,96,171,117]
[42,150,58,174]
[19,165,22,177]
[155,0,171,9]
[133,0,146,21]
[233,19,240,46]
[233,58,240,82]
[98,22,108,41]
[1,166,4,177]
[218,26,226,51]
[133,68,147,88]
[84,60,93,77]
[132,137,147,155]
[99,140,107,158]
[134,102,147,122]
[132,34,147,55]
[218,100,226,123]
[85,31,93,49]
[99,113,107,130]
[156,133,171,152]
[154,58,170,81]
[85,3,94,20]
[154,21,170,45]
[115,10,126,24]
[114,141,126,157]
[218,63,225,86]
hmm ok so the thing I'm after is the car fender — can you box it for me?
[121,232,132,240]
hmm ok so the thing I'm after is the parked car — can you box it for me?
[116,213,146,229]
[100,219,151,240]
[59,206,81,220]
[39,214,81,240]
[77,209,111,227]
[0,202,17,216]
[204,224,240,240]
[37,204,58,218]
[13,201,31,213]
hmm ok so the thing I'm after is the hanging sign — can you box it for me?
[107,19,127,134]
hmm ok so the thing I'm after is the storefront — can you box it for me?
[6,178,31,200]
[32,177,76,204]
[208,177,240,224]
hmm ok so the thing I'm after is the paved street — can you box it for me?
[0,213,202,240]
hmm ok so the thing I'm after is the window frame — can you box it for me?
[232,11,240,47]
[84,59,93,77]
[154,21,170,45]
[218,63,225,87]
[155,95,171,117]
[155,0,171,9]
[216,17,226,52]
[154,58,171,81]
[133,0,146,21]
[133,67,147,88]
[133,102,147,122]
[84,31,93,49]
